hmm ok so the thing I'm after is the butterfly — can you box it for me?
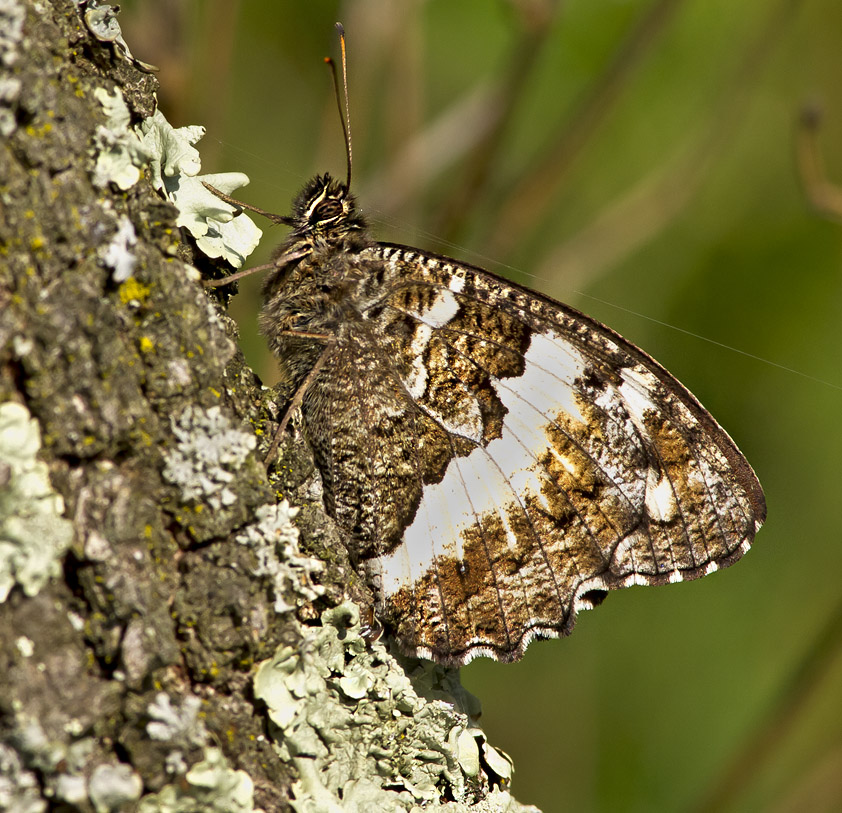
[206,32,765,668]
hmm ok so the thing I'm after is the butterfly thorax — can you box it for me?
[259,174,379,366]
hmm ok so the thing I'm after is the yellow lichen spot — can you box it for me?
[193,504,203,514]
[119,277,151,304]
[209,387,221,399]
[139,336,155,353]
[144,524,153,538]
[29,237,44,250]
[24,210,35,219]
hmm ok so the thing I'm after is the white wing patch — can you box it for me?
[618,369,657,427]
[405,324,432,399]
[378,330,589,597]
[407,288,460,327]
[644,467,678,523]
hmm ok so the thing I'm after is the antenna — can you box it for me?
[325,22,353,189]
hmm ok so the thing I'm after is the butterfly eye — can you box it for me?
[310,198,343,225]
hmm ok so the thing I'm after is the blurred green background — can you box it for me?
[121,1,842,810]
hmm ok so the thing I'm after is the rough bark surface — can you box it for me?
[0,2,538,811]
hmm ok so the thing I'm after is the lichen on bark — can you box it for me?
[0,2,539,811]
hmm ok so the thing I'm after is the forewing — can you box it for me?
[351,243,765,666]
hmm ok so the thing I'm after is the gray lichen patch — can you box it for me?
[253,601,532,812]
[163,405,257,510]
[162,405,271,541]
[235,501,325,614]
[146,693,207,751]
[0,74,20,136]
[0,401,74,602]
[0,742,43,812]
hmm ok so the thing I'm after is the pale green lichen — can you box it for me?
[138,111,262,268]
[137,747,263,813]
[88,763,143,813]
[0,402,74,603]
[235,501,325,613]
[161,406,256,509]
[253,601,534,812]
[91,86,261,267]
[82,3,122,44]
[92,86,150,190]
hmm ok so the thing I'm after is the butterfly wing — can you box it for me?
[328,242,766,666]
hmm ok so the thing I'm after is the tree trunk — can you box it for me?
[0,2,537,810]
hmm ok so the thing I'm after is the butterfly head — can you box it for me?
[287,173,368,244]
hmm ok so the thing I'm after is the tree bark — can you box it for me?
[0,2,538,811]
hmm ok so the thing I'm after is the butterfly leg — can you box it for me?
[264,333,334,466]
